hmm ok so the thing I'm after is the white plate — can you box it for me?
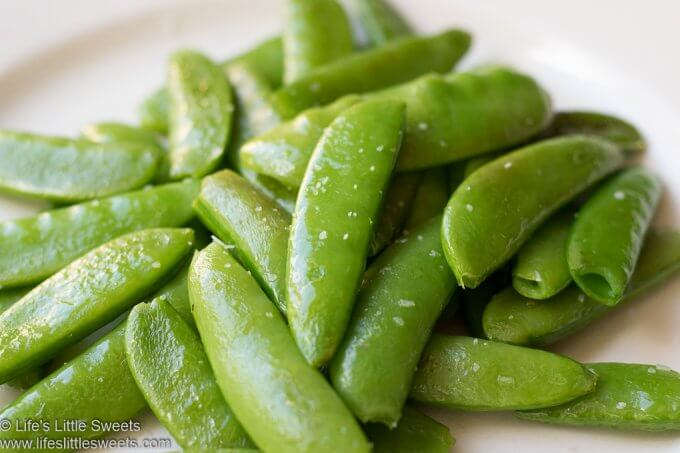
[0,0,679,451]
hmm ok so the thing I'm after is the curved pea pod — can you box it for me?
[513,209,574,300]
[0,131,159,202]
[404,167,450,228]
[0,324,146,449]
[0,228,193,383]
[126,299,253,449]
[168,50,233,179]
[366,406,453,453]
[270,29,471,118]
[568,167,662,305]
[330,216,456,425]
[541,111,646,156]
[410,335,597,410]
[194,170,290,313]
[518,363,680,430]
[150,261,195,327]
[442,135,625,289]
[483,229,680,346]
[243,171,297,213]
[287,100,405,367]
[189,242,370,453]
[350,0,412,46]
[0,180,199,288]
[139,87,171,133]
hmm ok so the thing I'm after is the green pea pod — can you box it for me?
[517,363,680,430]
[483,229,680,346]
[243,171,297,213]
[0,287,31,314]
[442,136,625,289]
[0,180,199,288]
[139,87,171,134]
[512,209,574,300]
[365,406,453,453]
[189,242,370,453]
[568,167,662,305]
[0,131,158,202]
[168,50,233,179]
[287,100,405,367]
[150,261,195,327]
[330,216,456,426]
[126,299,253,449]
[460,269,509,338]
[350,0,412,46]
[410,335,597,410]
[194,170,290,313]
[0,228,193,383]
[463,153,502,178]
[541,111,646,156]
[404,167,450,228]
[270,29,471,118]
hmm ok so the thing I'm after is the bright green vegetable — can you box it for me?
[410,335,597,410]
[518,363,680,430]
[189,242,370,453]
[330,217,456,426]
[243,171,297,213]
[287,100,405,367]
[568,167,662,305]
[365,406,453,453]
[404,167,450,228]
[460,269,508,338]
[351,0,412,46]
[139,87,171,134]
[0,228,193,383]
[0,287,31,314]
[442,136,625,289]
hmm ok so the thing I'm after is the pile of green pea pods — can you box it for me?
[0,0,679,451]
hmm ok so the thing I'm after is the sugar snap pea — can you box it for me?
[0,287,31,314]
[243,171,297,213]
[366,406,454,453]
[270,29,471,118]
[404,167,450,228]
[168,50,233,179]
[194,170,290,313]
[287,100,405,366]
[0,180,199,289]
[483,229,680,346]
[517,363,680,430]
[189,242,370,453]
[0,228,193,383]
[568,166,662,305]
[139,87,171,134]
[410,335,597,410]
[460,269,508,337]
[350,0,412,46]
[126,299,253,449]
[442,136,625,289]
[0,131,159,202]
[330,216,456,425]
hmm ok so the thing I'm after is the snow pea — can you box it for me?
[243,171,297,213]
[168,50,233,179]
[330,216,456,426]
[483,229,680,346]
[287,100,405,367]
[189,242,370,453]
[126,299,253,449]
[442,135,625,289]
[194,170,290,313]
[568,166,662,305]
[350,0,412,46]
[0,228,193,383]
[517,363,680,430]
[410,335,597,410]
[365,406,454,453]
[270,29,471,118]
[0,180,199,288]
[0,131,159,202]
[404,167,450,228]
[283,0,353,83]
[513,209,574,300]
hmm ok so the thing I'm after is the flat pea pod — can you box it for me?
[568,166,662,305]
[189,242,370,453]
[512,209,574,300]
[0,228,194,383]
[270,29,471,118]
[243,171,297,214]
[482,229,680,346]
[404,167,450,229]
[0,131,158,202]
[517,363,680,430]
[442,135,625,289]
[168,50,233,179]
[410,335,597,410]
[287,100,406,367]
[0,324,146,450]
[125,299,253,449]
[194,170,290,313]
[150,261,195,327]
[0,180,199,289]
[350,0,412,46]
[283,0,353,83]
[365,406,453,453]
[330,216,456,426]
